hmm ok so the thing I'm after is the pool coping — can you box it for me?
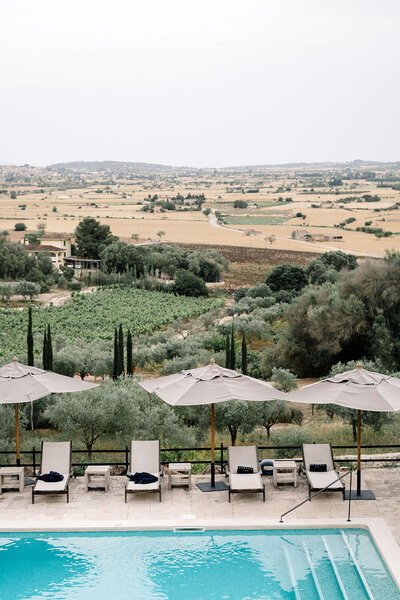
[1,517,399,591]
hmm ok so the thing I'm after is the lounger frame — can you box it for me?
[302,443,345,501]
[227,445,265,503]
[125,440,162,503]
[32,440,72,504]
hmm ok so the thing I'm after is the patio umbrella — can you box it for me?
[139,358,285,492]
[0,357,98,466]
[285,364,400,500]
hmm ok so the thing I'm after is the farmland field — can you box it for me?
[224,216,289,225]
[2,161,400,259]
[0,288,223,359]
[176,243,320,286]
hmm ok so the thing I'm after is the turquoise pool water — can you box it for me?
[0,529,399,600]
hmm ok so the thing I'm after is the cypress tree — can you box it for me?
[230,324,236,370]
[27,306,34,366]
[126,329,133,375]
[42,327,48,370]
[225,333,231,369]
[47,324,53,371]
[113,328,118,380]
[241,333,248,375]
[118,323,124,376]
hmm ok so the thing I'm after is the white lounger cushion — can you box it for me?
[126,473,160,492]
[306,470,343,490]
[229,473,263,491]
[34,475,69,493]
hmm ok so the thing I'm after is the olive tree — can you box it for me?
[0,284,13,302]
[214,400,258,446]
[254,400,303,439]
[45,378,194,457]
[15,280,40,300]
[270,367,298,392]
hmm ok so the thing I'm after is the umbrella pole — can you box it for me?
[357,409,361,496]
[345,408,375,500]
[15,403,20,466]
[211,403,215,488]
[196,402,228,492]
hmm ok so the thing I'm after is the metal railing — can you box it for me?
[279,471,353,523]
[1,443,399,474]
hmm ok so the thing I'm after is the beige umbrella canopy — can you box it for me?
[139,359,285,491]
[285,364,400,499]
[0,357,99,464]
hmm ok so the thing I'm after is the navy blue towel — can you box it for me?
[129,472,158,484]
[37,471,64,482]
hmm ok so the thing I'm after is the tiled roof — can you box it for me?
[25,244,64,252]
[40,233,73,240]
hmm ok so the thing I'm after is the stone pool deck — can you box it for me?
[0,468,399,542]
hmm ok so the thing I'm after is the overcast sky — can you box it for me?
[1,0,399,167]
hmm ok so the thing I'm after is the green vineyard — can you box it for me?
[0,288,223,359]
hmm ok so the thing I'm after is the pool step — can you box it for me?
[302,542,326,600]
[283,545,302,600]
[340,532,375,600]
[322,536,350,600]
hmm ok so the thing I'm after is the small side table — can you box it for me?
[273,460,297,488]
[0,467,25,494]
[168,463,191,490]
[85,465,111,492]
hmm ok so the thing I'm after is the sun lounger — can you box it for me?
[227,445,265,502]
[32,441,72,504]
[125,440,162,503]
[302,443,345,500]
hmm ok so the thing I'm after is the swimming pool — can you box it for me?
[0,528,398,600]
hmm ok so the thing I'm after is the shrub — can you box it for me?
[266,264,308,294]
[233,200,248,209]
[14,222,26,231]
[173,269,208,297]
[273,289,295,303]
[234,287,249,303]
[246,283,273,298]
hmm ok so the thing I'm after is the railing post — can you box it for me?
[125,445,129,474]
[347,470,352,522]
[32,446,36,476]
[220,442,224,474]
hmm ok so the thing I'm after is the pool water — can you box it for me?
[0,529,399,600]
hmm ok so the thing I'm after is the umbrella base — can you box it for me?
[345,489,376,500]
[197,481,229,492]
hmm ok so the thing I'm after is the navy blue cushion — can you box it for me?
[309,463,327,472]
[237,466,254,474]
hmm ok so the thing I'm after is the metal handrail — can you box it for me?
[280,470,353,523]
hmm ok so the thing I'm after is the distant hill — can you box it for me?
[47,159,400,173]
[48,161,176,173]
